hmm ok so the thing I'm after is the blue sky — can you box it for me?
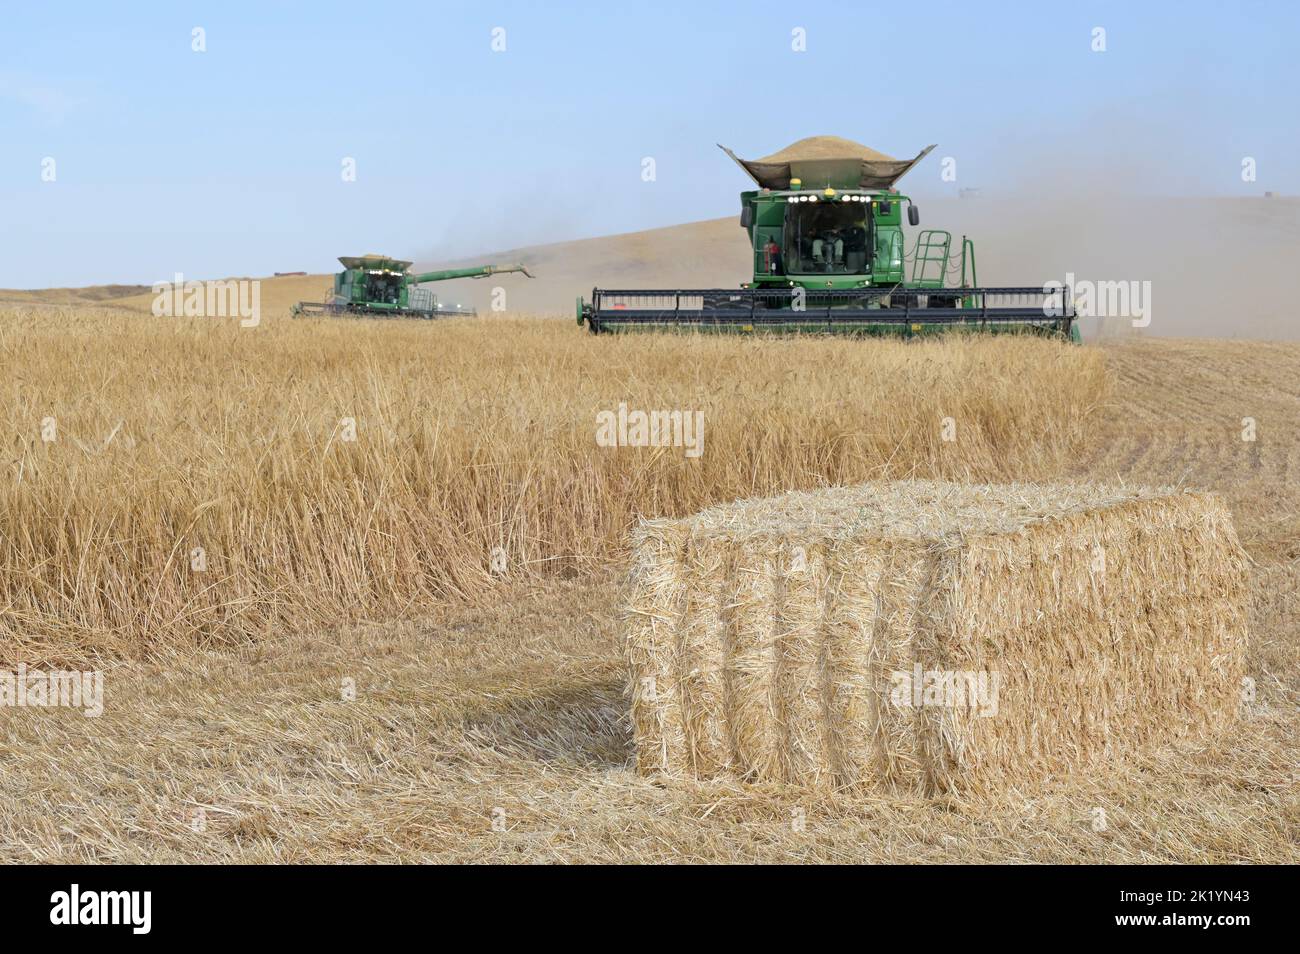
[2,0,1295,287]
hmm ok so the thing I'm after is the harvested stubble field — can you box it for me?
[0,307,1295,863]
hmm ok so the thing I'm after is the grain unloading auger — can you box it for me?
[294,255,532,319]
[578,137,1077,340]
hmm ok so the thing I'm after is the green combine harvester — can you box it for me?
[293,255,532,319]
[577,137,1076,340]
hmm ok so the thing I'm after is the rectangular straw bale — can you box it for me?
[821,541,885,786]
[724,535,782,781]
[623,522,689,776]
[773,541,829,784]
[623,480,1249,796]
[677,535,731,778]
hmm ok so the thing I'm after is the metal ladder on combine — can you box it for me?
[907,232,981,309]
[910,230,952,286]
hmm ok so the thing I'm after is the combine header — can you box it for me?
[578,137,1076,340]
[294,255,532,319]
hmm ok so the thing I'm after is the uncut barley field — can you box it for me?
[1,304,1295,864]
[0,306,1104,664]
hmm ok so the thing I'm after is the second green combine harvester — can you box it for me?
[294,255,532,319]
[578,136,1076,339]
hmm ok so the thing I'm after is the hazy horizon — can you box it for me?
[3,0,1298,287]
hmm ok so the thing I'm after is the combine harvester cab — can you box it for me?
[294,255,532,319]
[578,137,1078,340]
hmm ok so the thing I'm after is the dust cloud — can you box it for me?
[415,121,1298,339]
